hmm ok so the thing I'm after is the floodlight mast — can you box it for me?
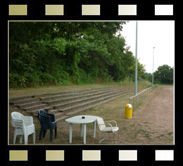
[135,21,138,95]
[152,47,155,85]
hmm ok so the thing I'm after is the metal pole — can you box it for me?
[135,21,138,95]
[152,47,155,85]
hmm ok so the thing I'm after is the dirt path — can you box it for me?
[118,85,174,145]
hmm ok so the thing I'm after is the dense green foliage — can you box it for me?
[9,22,146,88]
[154,65,173,84]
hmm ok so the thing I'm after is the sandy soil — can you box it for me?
[118,85,174,145]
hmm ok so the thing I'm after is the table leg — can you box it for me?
[80,124,83,137]
[69,123,72,143]
[93,121,96,138]
[83,123,86,144]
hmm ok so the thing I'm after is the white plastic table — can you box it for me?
[65,115,99,144]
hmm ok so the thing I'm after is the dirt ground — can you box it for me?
[118,85,174,145]
[9,85,174,145]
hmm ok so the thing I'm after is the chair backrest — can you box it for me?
[38,109,50,123]
[11,112,24,128]
[39,109,47,116]
[97,118,106,131]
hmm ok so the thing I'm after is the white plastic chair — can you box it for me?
[97,117,119,144]
[11,112,36,145]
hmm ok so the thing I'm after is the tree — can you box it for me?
[154,65,173,84]
[9,22,147,88]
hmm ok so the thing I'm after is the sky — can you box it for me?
[120,21,174,73]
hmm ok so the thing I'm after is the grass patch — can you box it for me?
[88,108,95,111]
[167,132,173,135]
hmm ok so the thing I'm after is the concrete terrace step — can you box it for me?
[34,90,80,97]
[48,109,68,121]
[44,91,123,114]
[23,104,48,111]
[10,98,38,105]
[53,90,129,109]
[44,89,118,105]
[9,87,130,122]
[9,94,34,101]
[47,91,128,121]
[34,87,109,98]
[54,112,68,120]
[40,90,97,101]
[55,92,127,121]
[65,92,128,116]
[18,101,43,108]
[56,116,68,121]
[27,106,55,116]
[40,88,112,101]
[40,93,79,101]
[58,91,128,113]
[48,109,59,114]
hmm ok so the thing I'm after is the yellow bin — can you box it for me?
[125,104,132,119]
